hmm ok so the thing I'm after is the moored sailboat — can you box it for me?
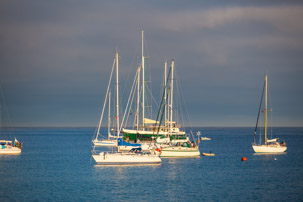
[92,51,120,147]
[91,50,161,165]
[120,31,187,146]
[252,74,287,153]
[0,96,22,155]
[153,60,200,157]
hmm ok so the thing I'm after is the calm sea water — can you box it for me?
[0,127,302,201]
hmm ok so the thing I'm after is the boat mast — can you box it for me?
[141,30,145,130]
[164,61,167,129]
[108,91,111,139]
[115,51,120,138]
[136,66,141,131]
[170,60,174,135]
[264,74,268,144]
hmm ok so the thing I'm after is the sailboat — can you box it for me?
[252,74,287,153]
[93,147,161,165]
[119,31,187,151]
[92,51,121,147]
[91,50,161,165]
[153,59,200,157]
[0,99,22,154]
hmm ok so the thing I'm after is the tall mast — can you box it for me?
[170,60,174,135]
[108,91,111,138]
[0,103,1,128]
[141,30,145,130]
[164,61,167,128]
[264,74,268,143]
[136,66,141,131]
[115,51,120,137]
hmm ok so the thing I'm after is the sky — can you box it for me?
[0,0,303,127]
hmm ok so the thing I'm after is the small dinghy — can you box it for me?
[202,152,215,156]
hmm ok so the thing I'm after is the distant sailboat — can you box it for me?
[0,97,22,154]
[252,74,287,153]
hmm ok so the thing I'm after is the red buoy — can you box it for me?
[241,157,247,161]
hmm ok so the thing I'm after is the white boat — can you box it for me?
[0,102,22,155]
[159,141,200,158]
[0,140,22,154]
[119,31,187,146]
[155,60,200,157]
[92,148,161,165]
[92,51,121,147]
[252,74,287,153]
[202,152,215,156]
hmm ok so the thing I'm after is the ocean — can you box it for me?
[0,127,302,201]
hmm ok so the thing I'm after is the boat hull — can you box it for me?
[92,152,161,165]
[93,140,117,147]
[160,146,200,157]
[202,153,215,156]
[252,144,287,153]
[0,147,21,154]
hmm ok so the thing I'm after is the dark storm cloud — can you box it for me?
[0,1,302,126]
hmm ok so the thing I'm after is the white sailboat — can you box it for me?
[0,101,22,154]
[93,148,161,165]
[252,74,287,153]
[0,139,22,154]
[92,50,161,165]
[120,31,187,148]
[155,60,200,158]
[92,51,120,147]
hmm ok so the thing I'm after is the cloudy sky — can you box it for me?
[0,1,302,127]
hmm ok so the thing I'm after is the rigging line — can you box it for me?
[92,57,116,153]
[0,83,14,138]
[127,79,138,130]
[268,84,273,139]
[145,84,159,111]
[176,73,196,144]
[254,79,266,144]
[119,68,139,134]
[154,65,172,136]
[120,37,141,108]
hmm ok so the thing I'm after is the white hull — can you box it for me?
[160,146,200,157]
[93,139,117,147]
[92,152,161,165]
[252,144,287,153]
[202,153,215,156]
[0,147,21,154]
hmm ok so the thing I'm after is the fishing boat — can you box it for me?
[201,137,211,141]
[92,148,161,165]
[92,51,120,147]
[252,74,287,153]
